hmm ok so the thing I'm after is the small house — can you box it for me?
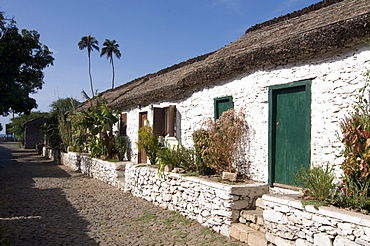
[22,117,48,149]
[78,0,370,188]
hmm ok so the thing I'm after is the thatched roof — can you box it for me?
[78,0,370,111]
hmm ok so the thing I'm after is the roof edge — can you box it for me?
[245,0,344,34]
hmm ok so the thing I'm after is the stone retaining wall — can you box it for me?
[44,150,370,243]
[52,150,269,236]
[42,147,61,164]
[262,194,370,246]
[124,163,269,236]
[59,151,127,188]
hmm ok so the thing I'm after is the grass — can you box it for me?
[127,210,241,245]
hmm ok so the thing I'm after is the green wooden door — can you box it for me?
[269,80,311,186]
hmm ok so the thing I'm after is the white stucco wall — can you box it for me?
[122,45,370,183]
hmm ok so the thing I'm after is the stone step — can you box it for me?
[255,197,265,209]
[117,177,125,190]
[230,223,269,246]
[240,209,264,226]
[116,170,125,178]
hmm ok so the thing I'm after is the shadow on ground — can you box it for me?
[0,142,98,245]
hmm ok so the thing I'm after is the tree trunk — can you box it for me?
[111,57,115,89]
[88,52,94,97]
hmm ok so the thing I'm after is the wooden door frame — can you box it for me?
[138,111,148,163]
[268,79,312,186]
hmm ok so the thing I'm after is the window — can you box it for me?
[214,96,233,120]
[153,105,176,137]
[120,113,127,136]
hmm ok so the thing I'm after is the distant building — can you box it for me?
[22,118,48,149]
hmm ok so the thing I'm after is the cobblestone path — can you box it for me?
[0,142,245,246]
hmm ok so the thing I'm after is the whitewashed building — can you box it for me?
[78,0,370,188]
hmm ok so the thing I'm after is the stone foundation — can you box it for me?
[44,150,370,243]
[60,151,127,188]
[262,194,370,246]
[124,163,268,236]
[53,150,269,236]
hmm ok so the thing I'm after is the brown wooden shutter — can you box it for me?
[153,108,165,136]
[120,113,127,136]
[168,105,176,137]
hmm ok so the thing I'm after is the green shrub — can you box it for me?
[295,163,335,201]
[115,135,128,161]
[136,122,159,165]
[192,130,215,175]
[157,142,196,173]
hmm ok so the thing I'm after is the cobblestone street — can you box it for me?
[0,142,244,246]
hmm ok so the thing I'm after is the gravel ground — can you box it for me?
[0,142,245,246]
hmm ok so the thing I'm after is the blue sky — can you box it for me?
[0,0,322,134]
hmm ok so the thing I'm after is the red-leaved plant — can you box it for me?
[192,109,249,175]
[339,69,370,210]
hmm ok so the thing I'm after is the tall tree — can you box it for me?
[78,35,99,97]
[0,12,54,116]
[100,39,121,89]
[49,97,80,116]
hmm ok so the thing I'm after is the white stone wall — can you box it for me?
[53,152,269,237]
[124,163,269,236]
[122,45,370,182]
[79,155,126,188]
[60,151,81,171]
[59,152,127,188]
[262,194,370,246]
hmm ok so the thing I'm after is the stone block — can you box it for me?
[338,223,354,236]
[312,214,331,225]
[266,232,295,246]
[255,197,265,209]
[333,236,358,246]
[222,171,237,182]
[364,227,370,237]
[264,210,284,223]
[248,230,268,246]
[355,237,370,245]
[232,198,251,210]
[215,189,232,200]
[295,238,313,246]
[313,233,332,246]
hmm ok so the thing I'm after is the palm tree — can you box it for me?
[78,35,99,97]
[100,39,121,89]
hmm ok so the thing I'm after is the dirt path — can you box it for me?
[0,142,245,246]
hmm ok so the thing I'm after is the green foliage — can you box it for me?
[65,97,119,158]
[337,67,370,211]
[49,97,80,117]
[136,122,159,165]
[192,130,215,175]
[90,136,108,158]
[0,11,54,116]
[192,109,249,175]
[115,135,128,161]
[295,163,335,201]
[43,98,80,149]
[157,142,196,174]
